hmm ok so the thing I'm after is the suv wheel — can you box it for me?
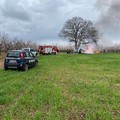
[23,64,28,71]
[4,66,8,70]
[35,61,38,67]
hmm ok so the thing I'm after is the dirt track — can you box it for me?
[0,59,3,69]
[0,54,6,69]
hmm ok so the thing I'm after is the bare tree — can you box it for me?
[0,35,4,55]
[0,33,9,54]
[2,39,13,52]
[59,17,99,49]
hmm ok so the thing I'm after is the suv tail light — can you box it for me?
[5,58,8,62]
[20,52,24,58]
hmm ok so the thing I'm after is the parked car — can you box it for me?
[4,50,38,71]
[22,48,37,56]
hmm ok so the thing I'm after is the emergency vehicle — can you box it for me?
[38,46,58,55]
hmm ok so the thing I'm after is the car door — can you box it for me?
[24,52,30,66]
[28,52,36,66]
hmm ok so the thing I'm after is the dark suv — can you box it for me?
[4,50,38,71]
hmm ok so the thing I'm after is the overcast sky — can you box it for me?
[0,0,99,45]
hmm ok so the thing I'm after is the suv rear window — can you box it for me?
[30,49,35,52]
[7,51,20,58]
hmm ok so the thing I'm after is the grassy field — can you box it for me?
[0,53,120,120]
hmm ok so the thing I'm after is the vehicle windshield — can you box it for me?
[7,51,20,58]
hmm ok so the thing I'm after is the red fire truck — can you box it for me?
[38,46,59,55]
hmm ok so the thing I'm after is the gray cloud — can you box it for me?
[96,0,120,46]
[0,0,98,45]
[96,0,120,28]
[1,0,31,21]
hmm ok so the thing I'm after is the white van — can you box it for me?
[22,48,37,56]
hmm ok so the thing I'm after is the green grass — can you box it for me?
[0,53,120,120]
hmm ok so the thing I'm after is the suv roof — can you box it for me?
[22,48,35,50]
[9,50,22,52]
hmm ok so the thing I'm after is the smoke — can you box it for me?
[95,0,120,46]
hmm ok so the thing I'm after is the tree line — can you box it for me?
[101,45,120,53]
[0,33,37,55]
